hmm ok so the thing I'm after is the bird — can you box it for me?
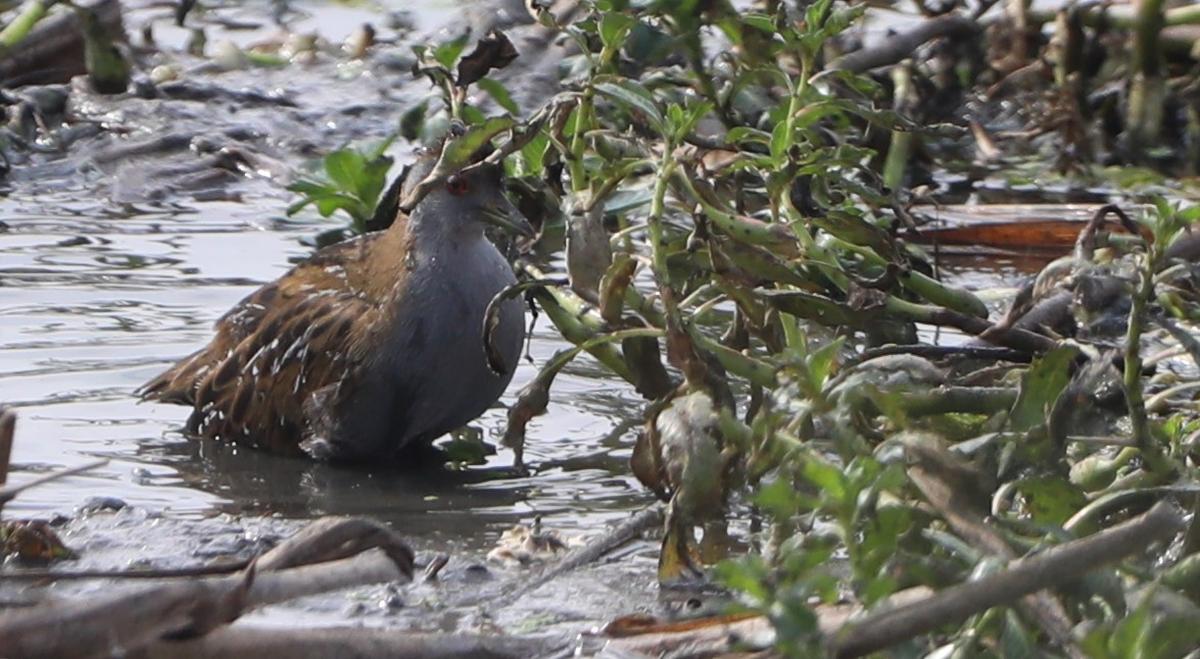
[138,153,533,462]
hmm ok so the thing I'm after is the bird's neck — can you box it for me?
[408,201,484,245]
[351,206,486,305]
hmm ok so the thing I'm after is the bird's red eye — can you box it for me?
[447,176,469,196]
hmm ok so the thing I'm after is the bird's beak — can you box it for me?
[480,203,536,239]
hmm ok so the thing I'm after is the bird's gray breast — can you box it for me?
[383,236,523,448]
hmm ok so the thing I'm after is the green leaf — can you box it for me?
[1009,345,1080,433]
[1014,476,1086,525]
[366,133,398,162]
[806,337,845,389]
[460,104,487,125]
[769,119,790,164]
[433,33,469,69]
[672,101,713,144]
[754,478,802,521]
[323,149,368,194]
[726,126,772,145]
[599,12,635,49]
[357,156,393,209]
[593,76,665,133]
[741,13,777,34]
[802,457,847,504]
[517,131,550,177]
[429,115,517,179]
[286,179,335,197]
[476,78,519,114]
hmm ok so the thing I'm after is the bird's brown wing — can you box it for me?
[140,218,415,453]
[137,235,381,406]
[186,286,381,453]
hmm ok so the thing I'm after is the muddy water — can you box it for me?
[0,0,1058,636]
[0,191,662,631]
[0,193,649,530]
[0,0,667,633]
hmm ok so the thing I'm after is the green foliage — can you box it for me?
[286,135,395,233]
[280,0,1200,653]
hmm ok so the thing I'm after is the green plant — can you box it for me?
[286,135,396,233]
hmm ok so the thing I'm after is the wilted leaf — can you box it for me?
[567,205,612,301]
[1,520,75,562]
[1009,345,1080,433]
[1014,476,1086,525]
[622,335,673,399]
[456,30,519,88]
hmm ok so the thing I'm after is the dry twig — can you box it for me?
[829,501,1185,658]
[480,505,664,611]
[0,517,414,659]
[0,458,108,509]
[907,442,1084,658]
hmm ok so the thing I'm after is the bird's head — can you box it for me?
[423,161,534,239]
[402,143,534,241]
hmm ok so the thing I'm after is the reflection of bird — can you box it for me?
[139,156,533,462]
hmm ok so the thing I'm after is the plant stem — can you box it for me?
[1124,250,1169,473]
[883,61,915,192]
[1126,0,1166,153]
[568,92,594,192]
[0,0,53,50]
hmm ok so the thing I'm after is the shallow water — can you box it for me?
[0,189,653,544]
[0,0,665,551]
[0,0,1067,638]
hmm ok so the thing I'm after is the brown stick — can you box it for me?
[0,458,108,508]
[0,561,250,581]
[907,445,1082,658]
[828,501,1185,658]
[828,14,976,73]
[477,505,664,610]
[0,519,414,659]
[253,516,413,573]
[604,587,934,656]
[0,406,14,487]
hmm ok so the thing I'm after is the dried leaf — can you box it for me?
[623,335,673,399]
[599,254,638,324]
[456,30,519,88]
[1,520,75,562]
[567,205,612,302]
